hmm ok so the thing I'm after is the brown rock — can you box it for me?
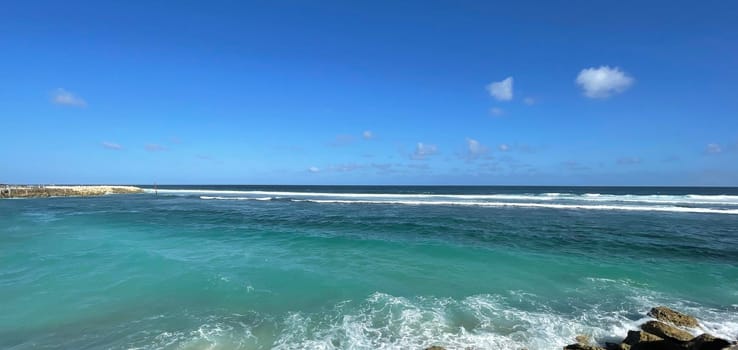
[684,333,732,350]
[621,330,684,350]
[563,344,606,350]
[630,342,682,350]
[624,330,664,345]
[605,342,630,350]
[424,346,445,350]
[648,307,699,328]
[641,321,694,342]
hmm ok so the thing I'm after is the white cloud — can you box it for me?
[412,142,438,160]
[523,97,535,105]
[145,143,166,152]
[465,138,489,159]
[706,143,722,154]
[486,77,513,101]
[52,88,87,107]
[363,130,374,140]
[489,107,504,116]
[308,166,320,173]
[498,144,510,152]
[101,142,122,150]
[576,66,634,98]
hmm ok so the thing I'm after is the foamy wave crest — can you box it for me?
[128,288,738,349]
[291,199,738,215]
[271,292,642,350]
[153,189,738,205]
[130,314,261,349]
[155,189,559,201]
[151,188,738,215]
[200,196,272,201]
[572,193,738,205]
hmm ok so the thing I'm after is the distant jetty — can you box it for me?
[0,185,144,199]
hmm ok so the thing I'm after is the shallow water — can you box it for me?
[2,186,737,349]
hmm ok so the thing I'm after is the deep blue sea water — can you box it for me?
[1,186,737,349]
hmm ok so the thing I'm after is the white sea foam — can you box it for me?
[200,196,272,201]
[270,290,736,350]
[136,316,260,350]
[149,188,738,215]
[156,189,559,201]
[153,189,738,205]
[130,287,738,349]
[290,199,738,215]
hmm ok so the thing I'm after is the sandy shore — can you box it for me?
[0,185,144,198]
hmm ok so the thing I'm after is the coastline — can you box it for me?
[0,185,143,198]
[1,185,736,348]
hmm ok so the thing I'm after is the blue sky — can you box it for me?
[1,1,737,185]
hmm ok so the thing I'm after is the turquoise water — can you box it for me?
[2,186,738,349]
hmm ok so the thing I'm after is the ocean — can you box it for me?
[2,186,737,349]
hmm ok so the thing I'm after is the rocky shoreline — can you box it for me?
[423,306,736,350]
[0,185,143,198]
[562,306,736,350]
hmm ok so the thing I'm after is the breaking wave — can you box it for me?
[134,288,738,349]
[144,189,738,215]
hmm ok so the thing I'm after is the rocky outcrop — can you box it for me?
[563,306,735,350]
[641,321,694,342]
[649,307,699,328]
[623,330,665,345]
[685,334,733,350]
[0,185,143,198]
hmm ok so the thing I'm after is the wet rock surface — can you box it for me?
[563,306,735,350]
[648,307,699,328]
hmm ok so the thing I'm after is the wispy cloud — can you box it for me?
[411,142,438,160]
[308,166,320,173]
[705,143,722,154]
[145,143,167,152]
[464,138,489,160]
[576,66,634,98]
[52,88,87,107]
[498,144,510,152]
[523,97,536,105]
[486,77,513,101]
[489,107,504,117]
[362,130,375,140]
[101,141,122,150]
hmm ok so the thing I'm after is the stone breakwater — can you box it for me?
[0,185,143,198]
